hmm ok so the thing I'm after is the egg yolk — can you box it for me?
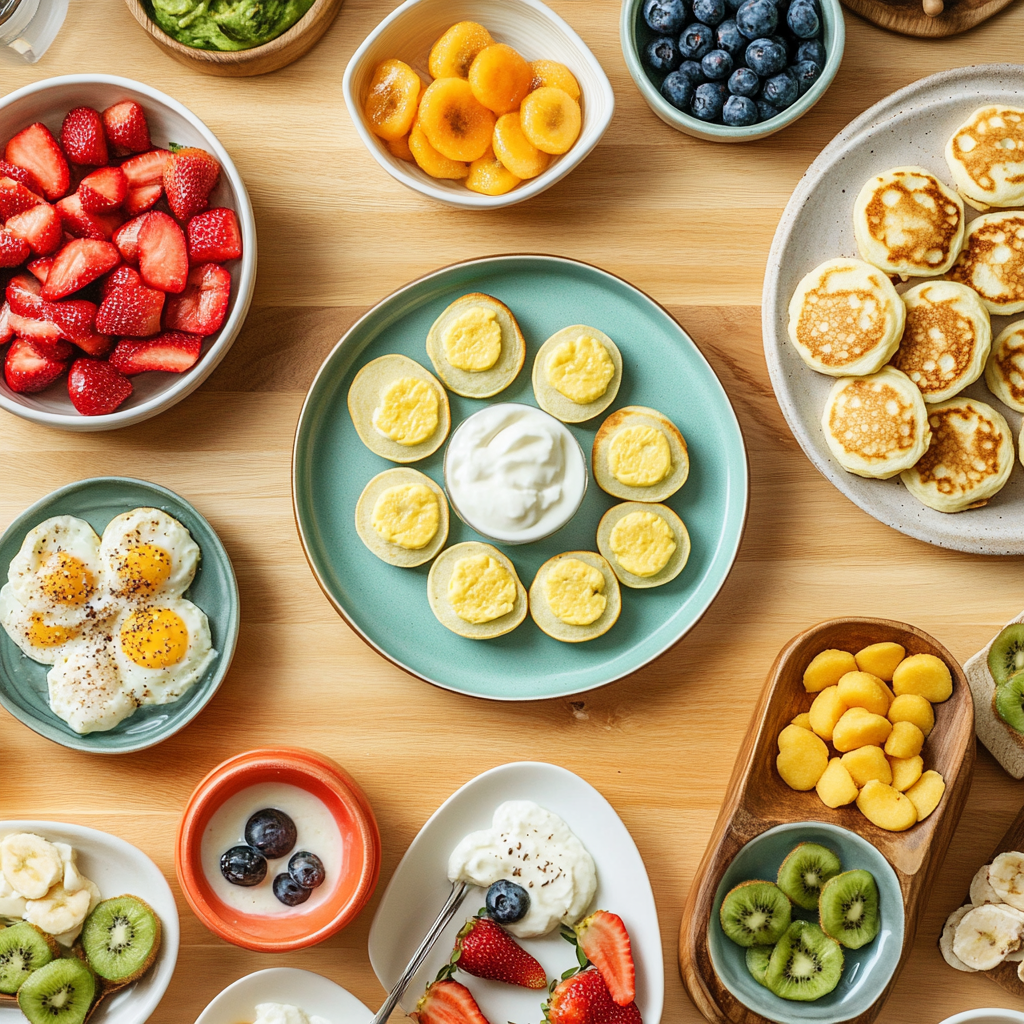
[27,614,79,648]
[443,307,502,371]
[608,426,672,487]
[545,336,615,404]
[118,544,173,596]
[543,558,606,625]
[40,552,93,606]
[448,554,516,624]
[120,607,188,669]
[372,484,439,549]
[609,511,676,577]
[373,377,440,446]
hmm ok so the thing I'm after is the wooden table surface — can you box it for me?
[2,1,1024,1022]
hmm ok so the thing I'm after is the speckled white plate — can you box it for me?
[763,64,1024,555]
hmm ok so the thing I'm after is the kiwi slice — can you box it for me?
[81,896,161,985]
[777,843,843,911]
[765,921,844,1001]
[0,922,58,994]
[719,880,791,947]
[995,673,1024,733]
[818,869,880,949]
[745,945,774,987]
[17,958,95,1024]
[989,624,1024,686]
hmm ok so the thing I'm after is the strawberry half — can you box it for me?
[0,301,11,344]
[7,313,72,360]
[412,980,491,1024]
[0,159,41,194]
[5,203,62,256]
[0,229,30,268]
[5,123,70,201]
[96,281,164,337]
[546,969,642,1024]
[123,183,162,217]
[109,331,202,375]
[0,176,45,220]
[163,146,220,222]
[78,166,127,212]
[60,107,109,166]
[187,207,242,264]
[137,210,188,293]
[6,273,44,316]
[67,357,132,414]
[5,337,69,393]
[57,192,124,241]
[42,239,120,301]
[121,149,170,189]
[164,262,230,336]
[101,265,143,299]
[113,215,147,264]
[26,256,52,284]
[450,917,546,989]
[102,100,151,155]
[574,913,635,1007]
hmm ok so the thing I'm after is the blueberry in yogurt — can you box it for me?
[790,58,822,94]
[723,95,759,125]
[692,0,727,24]
[660,70,697,109]
[701,48,734,79]
[796,37,825,65]
[644,35,683,72]
[736,0,778,38]
[245,808,298,859]
[273,872,311,907]
[220,845,268,887]
[715,19,746,55]
[644,0,689,33]
[763,68,799,107]
[787,0,820,36]
[486,879,531,925]
[744,37,786,75]
[728,66,760,96]
[288,851,326,890]
[692,81,726,120]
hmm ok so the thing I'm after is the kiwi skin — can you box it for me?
[80,895,161,989]
[988,624,1024,686]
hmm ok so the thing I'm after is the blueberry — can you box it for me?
[273,872,311,906]
[245,808,297,860]
[762,68,798,107]
[724,0,745,10]
[288,851,326,889]
[723,94,759,125]
[486,880,531,924]
[715,19,746,55]
[678,22,715,60]
[660,71,695,108]
[220,845,267,887]
[728,66,760,96]
[769,33,792,57]
[677,59,706,85]
[757,97,782,120]
[692,0,727,24]
[643,0,689,33]
[789,58,821,94]
[787,0,820,36]
[744,37,786,75]
[702,48,734,80]
[691,81,725,120]
[796,38,825,65]
[644,35,682,73]
[735,0,778,37]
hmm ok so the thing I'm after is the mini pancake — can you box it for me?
[425,292,526,398]
[354,468,449,567]
[426,541,527,640]
[892,281,991,403]
[821,366,931,479]
[948,212,1024,315]
[528,551,621,643]
[348,354,451,463]
[788,258,906,376]
[596,501,690,589]
[945,106,1024,209]
[853,166,964,277]
[900,397,1015,513]
[592,406,688,502]
[985,319,1024,412]
[532,325,623,423]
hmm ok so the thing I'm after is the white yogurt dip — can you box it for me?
[201,782,343,917]
[444,404,587,543]
[253,1004,330,1024]
[447,800,597,938]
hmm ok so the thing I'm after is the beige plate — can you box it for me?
[354,468,449,568]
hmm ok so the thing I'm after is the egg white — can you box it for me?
[46,631,138,735]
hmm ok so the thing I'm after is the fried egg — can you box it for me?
[0,583,84,665]
[985,320,1024,413]
[46,633,138,735]
[99,508,199,603]
[528,551,621,643]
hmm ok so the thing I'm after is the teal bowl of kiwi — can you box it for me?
[707,821,904,1022]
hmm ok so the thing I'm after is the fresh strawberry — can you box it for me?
[0,176,45,220]
[411,980,491,1024]
[59,107,108,166]
[47,299,99,344]
[78,166,127,212]
[5,338,69,393]
[67,357,132,414]
[57,192,125,241]
[102,100,151,155]
[546,969,642,1024]
[42,239,120,301]
[73,331,115,358]
[8,313,72,359]
[187,207,242,264]
[5,123,70,201]
[137,211,187,293]
[121,149,170,189]
[27,256,52,284]
[102,265,143,299]
[0,301,12,344]
[164,262,230,336]
[163,146,220,222]
[0,159,40,194]
[123,184,163,217]
[96,281,164,337]
[5,203,62,256]
[109,331,202,375]
[449,917,546,989]
[6,273,43,316]
[573,913,635,1007]
[113,215,147,264]
[0,229,30,267]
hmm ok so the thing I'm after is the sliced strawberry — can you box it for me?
[121,149,170,189]
[6,273,43,316]
[73,332,115,358]
[574,912,635,1007]
[163,147,220,222]
[0,229,30,267]
[5,124,70,201]
[164,262,230,336]
[187,207,242,264]
[42,239,120,301]
[47,299,98,344]
[67,357,132,414]
[109,331,202,375]
[450,916,546,989]
[123,184,163,218]
[60,107,108,166]
[56,192,124,241]
[411,980,491,1024]
[102,100,151,155]
[78,166,127,213]
[101,265,143,299]
[5,203,62,256]
[113,215,147,264]
[137,211,187,294]
[547,969,642,1024]
[5,337,69,393]
[0,159,41,195]
[0,176,45,220]
[27,256,52,284]
[96,282,164,337]
[0,301,12,344]
[8,312,73,359]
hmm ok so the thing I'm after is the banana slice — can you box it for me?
[1019,960,1024,982]
[953,904,1024,970]
[941,906,979,972]
[1007,947,1024,962]
[0,870,26,919]
[990,852,1024,911]
[970,864,1003,906]
[51,878,101,947]
[53,842,89,895]
[23,883,92,936]
[0,833,63,899]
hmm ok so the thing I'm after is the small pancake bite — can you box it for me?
[948,212,1024,315]
[592,406,688,501]
[347,354,451,463]
[892,281,991,403]
[788,258,906,376]
[945,106,1024,209]
[985,320,1024,413]
[354,468,449,567]
[821,366,931,479]
[853,166,964,277]
[532,326,623,423]
[900,397,1015,513]
[427,542,527,639]
[596,502,690,589]
[528,551,621,643]
[425,293,526,398]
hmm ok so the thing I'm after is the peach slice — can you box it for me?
[409,123,469,179]
[429,21,494,79]
[466,146,521,196]
[364,59,422,141]
[803,649,857,692]
[884,720,925,759]
[893,653,953,703]
[808,685,847,742]
[776,726,829,790]
[387,134,415,162]
[905,770,945,821]
[530,59,581,101]
[492,112,551,180]
[418,78,496,162]
[889,754,923,792]
[520,87,581,155]
[855,642,905,681]
[831,707,892,752]
[857,780,918,831]
[816,757,859,808]
[837,671,892,716]
[469,43,533,115]
[888,693,934,737]
[841,744,892,787]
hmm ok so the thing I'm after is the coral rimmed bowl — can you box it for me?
[176,748,381,952]
[343,0,615,209]
[0,75,256,431]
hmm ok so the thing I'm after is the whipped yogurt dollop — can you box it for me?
[253,1005,330,1024]
[447,800,597,938]
[444,404,586,544]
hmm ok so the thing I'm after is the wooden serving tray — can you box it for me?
[839,0,1016,38]
[679,617,976,1024]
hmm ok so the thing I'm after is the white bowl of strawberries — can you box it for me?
[0,74,256,430]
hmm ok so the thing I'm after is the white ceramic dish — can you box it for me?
[762,63,1024,555]
[0,820,179,1024]
[0,75,257,432]
[937,1013,1024,1024]
[342,0,615,209]
[193,968,372,1024]
[368,761,663,1023]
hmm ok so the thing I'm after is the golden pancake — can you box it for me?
[354,467,449,567]
[900,397,1014,513]
[596,501,690,589]
[945,106,1024,209]
[948,211,1024,315]
[528,550,621,643]
[532,325,623,423]
[592,406,689,502]
[985,319,1024,413]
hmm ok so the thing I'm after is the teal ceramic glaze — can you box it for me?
[0,477,239,753]
[708,822,905,1022]
[293,255,747,701]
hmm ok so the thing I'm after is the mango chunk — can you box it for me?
[808,685,848,742]
[905,770,945,821]
[832,707,893,752]
[855,641,906,681]
[841,744,892,787]
[856,779,919,831]
[885,720,925,759]
[892,653,953,702]
[791,712,812,729]
[777,727,829,791]
[887,693,935,737]
[888,754,923,792]
[816,757,859,808]
[837,671,893,716]
[803,649,857,692]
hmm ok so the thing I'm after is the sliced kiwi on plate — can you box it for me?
[777,842,843,911]
[745,945,774,987]
[719,880,791,947]
[765,920,844,1001]
[17,958,96,1024]
[989,624,1024,686]
[0,922,58,994]
[995,673,1024,734]
[818,869,880,950]
[80,896,161,986]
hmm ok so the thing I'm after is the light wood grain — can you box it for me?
[840,0,1018,38]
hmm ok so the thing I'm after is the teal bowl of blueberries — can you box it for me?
[620,0,845,140]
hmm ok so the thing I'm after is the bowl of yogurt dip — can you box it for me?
[176,748,380,952]
[443,403,588,545]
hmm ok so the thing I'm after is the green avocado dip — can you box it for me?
[144,0,316,51]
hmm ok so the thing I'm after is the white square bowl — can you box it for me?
[342,0,615,209]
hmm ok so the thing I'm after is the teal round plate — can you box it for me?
[293,255,748,700]
[0,477,239,753]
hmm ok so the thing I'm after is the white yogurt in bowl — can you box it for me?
[443,404,587,544]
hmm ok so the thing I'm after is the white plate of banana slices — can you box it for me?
[0,821,178,1024]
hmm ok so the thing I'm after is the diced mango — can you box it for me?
[905,770,945,821]
[803,649,858,692]
[888,693,935,737]
[837,671,892,716]
[791,712,812,729]
[808,685,848,742]
[888,754,923,792]
[884,720,925,759]
[855,642,906,681]
[892,653,953,703]
[832,707,893,752]
[777,727,829,791]
[856,779,919,831]
[841,744,892,787]
[816,757,859,808]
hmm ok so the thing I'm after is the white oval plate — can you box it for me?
[194,969,372,1024]
[762,63,1024,555]
[0,821,178,1024]
[367,761,663,1024]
